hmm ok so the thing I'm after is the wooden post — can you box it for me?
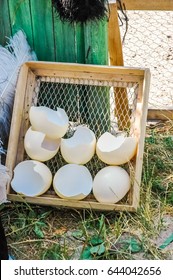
[108,1,130,131]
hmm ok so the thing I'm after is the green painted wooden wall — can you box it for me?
[0,0,109,134]
[0,0,108,64]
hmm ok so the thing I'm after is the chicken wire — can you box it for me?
[30,76,139,178]
[119,10,173,109]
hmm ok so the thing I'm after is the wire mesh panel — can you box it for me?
[119,9,173,109]
[30,76,138,178]
[6,62,150,211]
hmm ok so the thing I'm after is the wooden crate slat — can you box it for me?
[7,194,136,212]
[132,69,151,208]
[26,61,146,75]
[6,64,29,194]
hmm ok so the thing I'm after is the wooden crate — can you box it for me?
[6,62,150,211]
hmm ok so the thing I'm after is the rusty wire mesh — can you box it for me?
[30,76,138,179]
[119,10,173,109]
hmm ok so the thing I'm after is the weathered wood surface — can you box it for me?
[108,2,130,131]
[0,0,108,64]
[121,0,173,11]
[30,0,55,61]
[147,108,173,120]
[0,0,11,46]
[8,0,34,48]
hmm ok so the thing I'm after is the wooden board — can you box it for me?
[26,61,145,76]
[147,108,173,120]
[8,0,34,48]
[83,20,110,134]
[121,0,173,11]
[7,193,136,212]
[6,62,150,212]
[0,0,11,46]
[53,20,77,63]
[108,2,130,131]
[84,20,108,65]
[30,0,55,61]
[75,23,85,64]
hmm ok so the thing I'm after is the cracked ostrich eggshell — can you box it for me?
[11,160,52,197]
[93,166,130,204]
[29,106,69,138]
[53,164,93,200]
[60,126,96,164]
[24,126,61,162]
[96,132,137,165]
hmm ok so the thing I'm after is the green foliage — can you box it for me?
[121,237,143,253]
[34,222,47,239]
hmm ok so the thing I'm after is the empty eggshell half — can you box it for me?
[96,132,137,165]
[93,166,130,204]
[53,164,93,200]
[24,126,61,162]
[11,160,52,197]
[60,126,96,164]
[29,106,69,139]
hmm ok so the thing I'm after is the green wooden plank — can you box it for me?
[8,0,33,48]
[0,0,11,46]
[84,20,108,65]
[53,20,78,120]
[30,0,55,61]
[53,6,85,63]
[83,20,110,134]
[74,23,85,63]
[53,19,76,62]
[53,14,85,121]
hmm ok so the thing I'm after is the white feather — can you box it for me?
[0,164,11,204]
[0,140,5,155]
[0,30,37,143]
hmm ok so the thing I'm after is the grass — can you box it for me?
[1,121,173,260]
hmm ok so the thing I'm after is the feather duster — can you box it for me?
[52,0,109,23]
[0,30,37,145]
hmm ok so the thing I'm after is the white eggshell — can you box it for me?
[96,132,137,165]
[93,166,130,204]
[53,164,93,200]
[29,106,69,139]
[60,126,96,164]
[24,127,61,162]
[11,160,52,197]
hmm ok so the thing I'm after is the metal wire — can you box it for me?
[120,10,173,108]
[117,0,129,44]
[31,76,138,177]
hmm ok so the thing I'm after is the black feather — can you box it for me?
[52,0,109,23]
